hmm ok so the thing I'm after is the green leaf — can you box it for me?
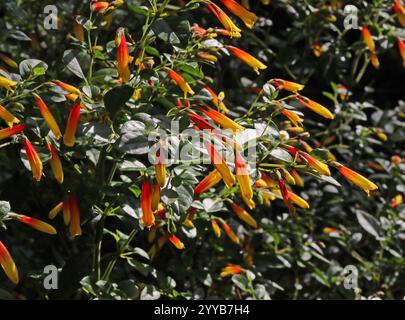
[104,85,134,117]
[19,59,48,78]
[356,210,381,239]
[62,49,86,79]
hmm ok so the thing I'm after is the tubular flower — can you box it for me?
[63,103,81,147]
[219,0,257,29]
[390,194,403,208]
[393,1,405,27]
[204,141,236,188]
[211,220,222,237]
[47,143,64,184]
[0,241,19,284]
[281,168,296,185]
[189,112,215,130]
[14,215,57,235]
[91,1,109,13]
[312,43,323,57]
[53,80,81,101]
[157,203,166,220]
[335,162,378,195]
[0,105,19,127]
[165,68,195,98]
[73,15,84,42]
[24,139,43,181]
[397,38,405,67]
[69,195,82,237]
[168,235,185,250]
[199,107,244,132]
[207,4,242,38]
[0,124,26,140]
[205,86,229,113]
[231,203,257,228]
[291,170,304,187]
[297,96,334,119]
[49,201,63,219]
[141,179,155,229]
[287,191,309,209]
[116,28,131,83]
[155,149,166,188]
[301,152,330,176]
[362,26,375,52]
[221,222,240,244]
[0,53,18,69]
[234,151,254,203]
[227,46,267,75]
[278,178,296,216]
[197,53,218,62]
[194,170,222,195]
[220,264,243,278]
[370,52,380,69]
[0,75,17,92]
[33,94,62,139]
[273,79,305,93]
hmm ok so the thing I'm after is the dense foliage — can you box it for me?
[0,0,403,300]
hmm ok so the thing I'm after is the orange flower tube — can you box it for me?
[231,203,257,228]
[291,170,304,187]
[47,143,64,184]
[207,4,242,38]
[0,105,19,127]
[227,46,267,74]
[151,182,160,212]
[205,86,229,113]
[275,106,303,127]
[297,96,334,119]
[273,79,305,93]
[219,0,257,29]
[73,15,84,42]
[393,0,405,28]
[397,37,405,67]
[15,215,57,235]
[91,1,109,13]
[63,200,71,225]
[0,124,27,140]
[33,93,62,139]
[301,152,331,176]
[234,151,253,202]
[69,195,82,237]
[211,220,222,237]
[116,28,131,83]
[189,112,215,130]
[63,103,81,147]
[278,178,296,216]
[0,75,17,91]
[0,241,19,284]
[155,149,166,188]
[204,141,236,188]
[335,162,378,195]
[141,179,155,228]
[287,191,310,209]
[194,170,222,195]
[370,52,380,69]
[165,68,195,98]
[24,139,43,181]
[221,222,240,244]
[168,235,185,250]
[49,201,63,219]
[199,107,244,132]
[362,25,375,52]
[53,80,81,96]
[0,53,18,69]
[220,264,243,277]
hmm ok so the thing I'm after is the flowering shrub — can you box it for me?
[0,0,403,300]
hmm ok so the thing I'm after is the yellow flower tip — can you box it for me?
[141,179,156,229]
[287,191,310,209]
[220,0,258,29]
[221,222,240,244]
[0,75,17,92]
[49,202,64,220]
[168,235,185,250]
[231,203,257,228]
[23,139,43,182]
[274,79,305,92]
[297,96,334,119]
[220,264,243,278]
[0,241,19,284]
[17,215,57,235]
[183,219,195,229]
[211,220,222,238]
[228,46,267,74]
[0,105,20,127]
[336,162,378,194]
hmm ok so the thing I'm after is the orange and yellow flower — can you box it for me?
[231,203,257,228]
[24,139,43,181]
[165,68,195,98]
[370,52,380,69]
[0,241,19,284]
[205,86,229,113]
[189,112,215,130]
[200,107,244,132]
[47,143,64,184]
[33,93,62,139]
[275,106,303,127]
[219,0,257,29]
[362,25,375,52]
[278,178,296,216]
[14,214,57,235]
[151,182,160,212]
[194,170,222,195]
[234,151,254,209]
[155,149,166,188]
[393,0,405,28]
[335,162,378,195]
[397,37,405,67]
[69,195,82,237]
[211,220,222,237]
[297,96,334,119]
[91,1,109,13]
[168,235,185,250]
[390,194,403,208]
[0,53,18,69]
[116,28,131,83]
[227,46,267,74]
[53,80,81,101]
[204,141,236,188]
[0,105,19,127]
[221,222,240,244]
[0,75,17,92]
[63,103,81,147]
[73,15,84,42]
[274,79,305,93]
[49,201,63,219]
[63,200,71,225]
[291,170,304,187]
[207,3,242,38]
[220,263,243,277]
[312,43,323,57]
[141,179,155,229]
